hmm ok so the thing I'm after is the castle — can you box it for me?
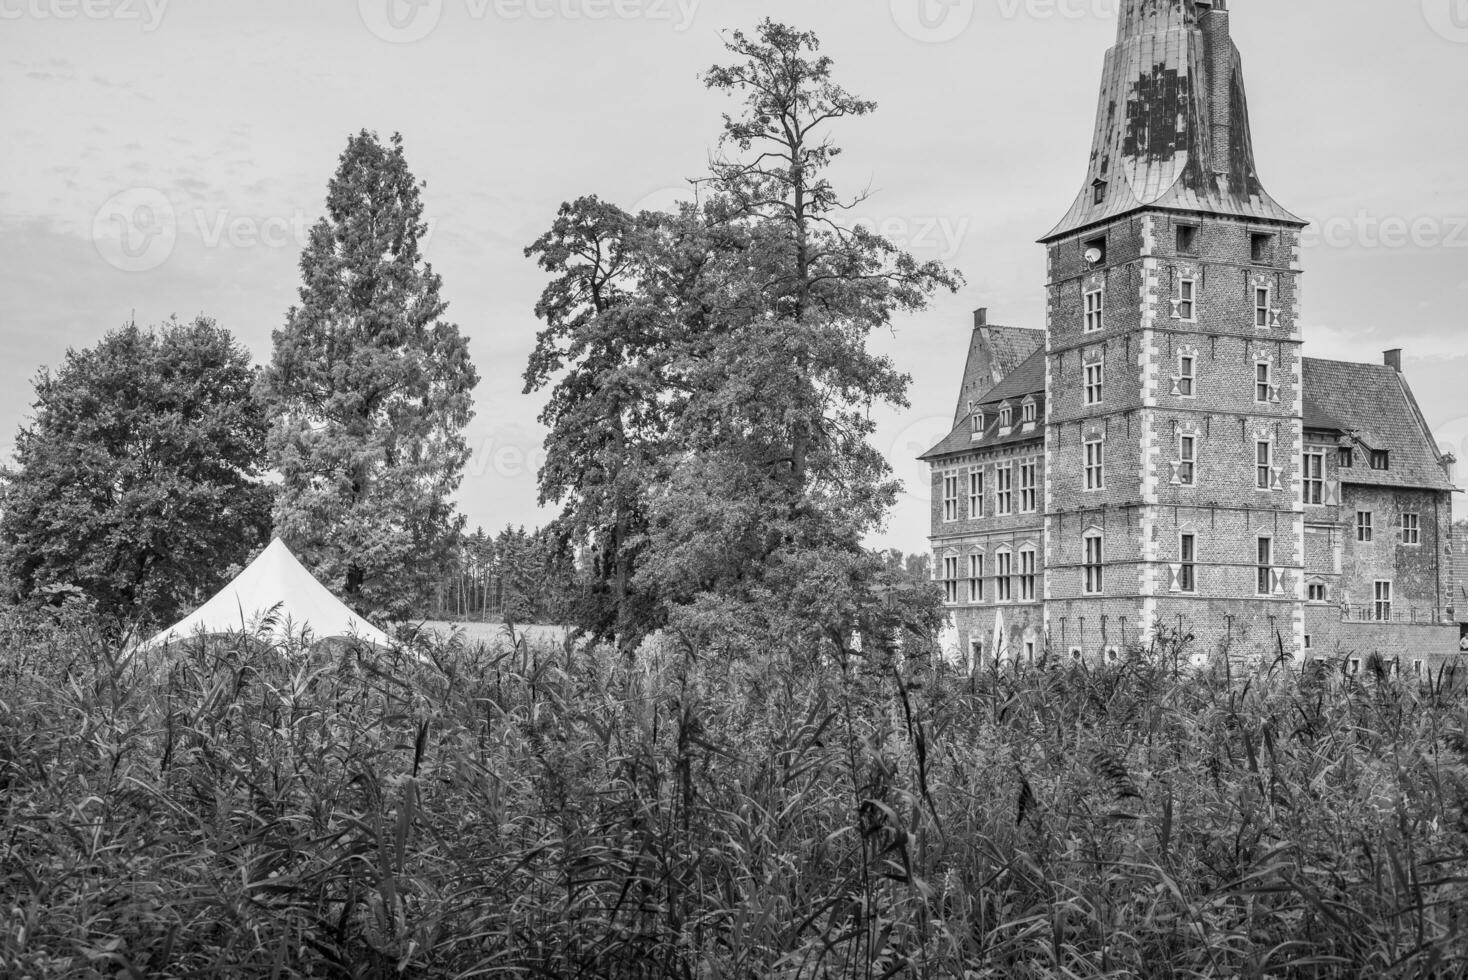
[924,0,1461,669]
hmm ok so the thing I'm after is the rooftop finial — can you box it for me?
[1044,0,1302,241]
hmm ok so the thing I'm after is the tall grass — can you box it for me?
[2,613,1467,978]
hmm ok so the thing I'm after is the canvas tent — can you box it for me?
[140,537,393,650]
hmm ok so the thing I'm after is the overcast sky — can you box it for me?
[2,0,1466,553]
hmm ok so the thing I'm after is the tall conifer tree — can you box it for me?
[261,131,478,619]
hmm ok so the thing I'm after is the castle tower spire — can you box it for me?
[1043,0,1303,241]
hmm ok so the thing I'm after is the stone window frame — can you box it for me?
[1083,350,1105,406]
[1172,347,1198,398]
[996,463,1015,516]
[1083,281,1105,334]
[1373,580,1394,622]
[1166,529,1200,594]
[1401,512,1422,546]
[1357,510,1374,543]
[1017,542,1039,602]
[1254,357,1281,405]
[995,546,1014,603]
[941,551,962,605]
[1018,459,1039,513]
[1172,425,1200,488]
[967,550,985,603]
[968,468,985,519]
[1255,438,1282,492]
[1084,432,1106,492]
[1251,273,1280,330]
[942,472,962,522]
[1083,527,1105,596]
[1172,264,1200,323]
[1256,536,1276,596]
[1307,577,1329,604]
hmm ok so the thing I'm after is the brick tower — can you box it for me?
[1040,0,1308,658]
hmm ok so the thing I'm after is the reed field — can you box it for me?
[3,612,1467,978]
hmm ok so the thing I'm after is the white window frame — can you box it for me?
[1374,580,1393,622]
[1019,461,1038,514]
[996,549,1014,603]
[1022,400,1037,424]
[1357,511,1374,543]
[1255,286,1272,329]
[1177,277,1197,321]
[943,474,961,522]
[1307,580,1328,603]
[1256,536,1274,597]
[1177,353,1196,398]
[1303,450,1325,505]
[969,470,984,519]
[1401,513,1422,546]
[968,553,984,603]
[1084,359,1104,406]
[1178,532,1198,593]
[1083,531,1105,596]
[1255,362,1273,404]
[1084,287,1104,333]
[1018,547,1037,602]
[1177,434,1197,487]
[1084,439,1105,492]
[943,555,961,605]
[1256,440,1273,490]
[999,404,1013,429]
[996,464,1014,516]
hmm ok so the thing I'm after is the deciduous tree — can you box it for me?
[526,22,956,656]
[0,317,271,628]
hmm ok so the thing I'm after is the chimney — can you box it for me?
[1384,349,1403,372]
[1197,0,1234,177]
[974,308,988,329]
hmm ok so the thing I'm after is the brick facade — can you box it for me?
[923,0,1461,671]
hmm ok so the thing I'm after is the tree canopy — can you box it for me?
[0,317,272,628]
[260,130,479,621]
[526,21,957,656]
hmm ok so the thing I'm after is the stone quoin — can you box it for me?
[923,0,1461,670]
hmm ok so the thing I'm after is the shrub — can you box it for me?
[2,624,1467,977]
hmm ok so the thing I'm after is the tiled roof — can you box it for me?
[925,349,1046,460]
[952,325,1045,426]
[1302,394,1345,433]
[1043,0,1302,242]
[1302,357,1457,492]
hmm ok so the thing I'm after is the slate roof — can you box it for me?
[1301,357,1458,492]
[952,325,1045,427]
[1043,0,1303,242]
[924,349,1046,460]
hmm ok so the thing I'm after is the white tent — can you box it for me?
[140,537,393,650]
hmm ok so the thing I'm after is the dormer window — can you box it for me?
[1022,401,1037,424]
[999,404,1013,429]
[972,411,984,433]
[1092,179,1107,205]
[1370,450,1390,471]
